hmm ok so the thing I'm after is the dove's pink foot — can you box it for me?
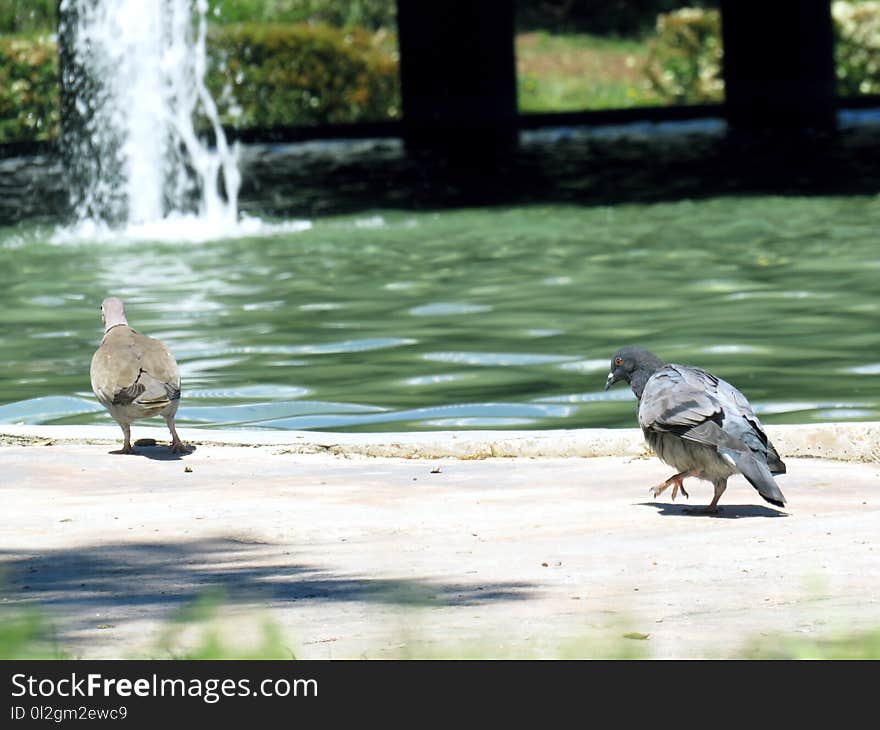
[165,417,193,454]
[110,425,136,454]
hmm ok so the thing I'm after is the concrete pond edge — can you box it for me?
[2,422,879,463]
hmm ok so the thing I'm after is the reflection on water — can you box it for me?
[1,197,879,431]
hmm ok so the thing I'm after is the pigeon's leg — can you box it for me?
[165,416,192,454]
[110,422,135,454]
[651,470,697,501]
[707,480,727,512]
[692,480,727,514]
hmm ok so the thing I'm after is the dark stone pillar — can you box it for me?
[720,0,837,133]
[395,1,518,159]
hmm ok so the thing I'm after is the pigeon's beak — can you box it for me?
[604,371,617,391]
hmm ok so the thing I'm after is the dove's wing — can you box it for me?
[91,327,181,417]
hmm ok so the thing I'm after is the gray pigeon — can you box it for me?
[605,346,786,512]
[90,297,190,454]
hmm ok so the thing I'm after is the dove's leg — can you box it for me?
[165,415,191,454]
[110,422,135,455]
[651,470,698,501]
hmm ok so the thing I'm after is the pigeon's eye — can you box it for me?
[615,357,623,367]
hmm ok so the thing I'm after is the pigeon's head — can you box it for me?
[605,346,666,394]
[100,297,128,332]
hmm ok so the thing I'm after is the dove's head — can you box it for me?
[605,346,666,396]
[100,297,128,332]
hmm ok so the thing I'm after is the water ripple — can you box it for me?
[423,352,577,367]
[535,390,635,404]
[178,400,385,426]
[187,385,310,400]
[558,359,609,373]
[257,402,573,430]
[408,302,492,317]
[0,396,103,424]
[216,338,417,356]
[846,363,880,375]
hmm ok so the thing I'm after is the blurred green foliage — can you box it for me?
[211,0,396,29]
[1,2,878,143]
[741,626,880,659]
[833,0,880,96]
[0,33,60,143]
[4,587,880,659]
[0,21,399,143]
[0,604,64,659]
[208,22,399,129]
[0,0,398,34]
[645,2,880,104]
[517,32,659,112]
[516,0,719,36]
[643,7,724,104]
[0,0,55,34]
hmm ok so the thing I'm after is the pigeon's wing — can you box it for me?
[714,374,786,474]
[640,365,786,507]
[638,365,749,452]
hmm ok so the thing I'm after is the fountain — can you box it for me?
[55,0,286,242]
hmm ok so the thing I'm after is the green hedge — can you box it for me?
[0,22,399,144]
[644,3,880,104]
[207,22,399,128]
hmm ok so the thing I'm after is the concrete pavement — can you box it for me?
[1,423,879,658]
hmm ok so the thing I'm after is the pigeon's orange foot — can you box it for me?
[670,478,689,501]
[650,473,690,501]
[110,444,137,455]
[685,505,720,515]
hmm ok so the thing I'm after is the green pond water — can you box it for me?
[1,196,879,432]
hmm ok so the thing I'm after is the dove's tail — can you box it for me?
[728,450,787,507]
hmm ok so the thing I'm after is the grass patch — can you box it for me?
[152,591,296,660]
[6,588,880,659]
[0,605,65,659]
[741,628,880,660]
[516,31,661,112]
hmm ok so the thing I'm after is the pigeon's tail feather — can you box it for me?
[727,449,787,507]
[766,444,786,475]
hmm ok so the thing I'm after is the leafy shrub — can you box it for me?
[207,22,400,127]
[643,8,723,104]
[644,2,880,104]
[0,33,59,143]
[833,1,880,95]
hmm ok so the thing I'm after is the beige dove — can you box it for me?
[90,297,190,454]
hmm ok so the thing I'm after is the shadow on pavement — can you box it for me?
[639,501,789,518]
